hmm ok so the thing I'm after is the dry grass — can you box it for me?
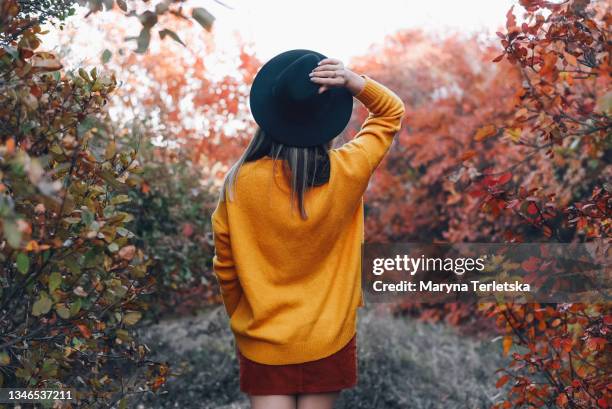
[132,306,507,409]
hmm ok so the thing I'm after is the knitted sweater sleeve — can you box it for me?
[330,76,405,183]
[211,197,243,318]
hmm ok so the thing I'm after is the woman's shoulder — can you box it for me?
[328,145,371,185]
[232,157,277,183]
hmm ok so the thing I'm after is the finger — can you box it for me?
[318,85,328,94]
[312,64,342,72]
[310,77,344,85]
[318,58,341,66]
[309,70,338,78]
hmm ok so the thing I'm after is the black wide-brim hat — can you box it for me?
[249,49,354,148]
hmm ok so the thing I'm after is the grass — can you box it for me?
[131,305,508,409]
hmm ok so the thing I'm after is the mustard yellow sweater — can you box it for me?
[212,77,405,365]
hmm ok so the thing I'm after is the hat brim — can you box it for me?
[249,49,354,148]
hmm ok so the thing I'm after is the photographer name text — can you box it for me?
[372,280,531,293]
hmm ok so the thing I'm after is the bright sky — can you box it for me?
[42,0,519,70]
[204,0,517,62]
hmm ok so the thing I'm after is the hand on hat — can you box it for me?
[309,58,366,96]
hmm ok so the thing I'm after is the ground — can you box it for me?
[132,305,508,409]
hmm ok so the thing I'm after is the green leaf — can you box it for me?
[159,29,186,47]
[111,195,130,205]
[56,304,70,319]
[3,219,22,248]
[100,170,130,192]
[115,329,131,341]
[41,358,58,377]
[49,144,63,155]
[69,298,82,316]
[136,28,151,54]
[81,208,95,226]
[0,351,10,366]
[192,8,215,31]
[116,0,127,12]
[49,272,62,292]
[122,311,142,326]
[4,46,19,59]
[78,68,91,82]
[139,10,158,28]
[65,257,81,275]
[32,292,52,316]
[101,49,112,64]
[16,253,29,274]
[77,115,97,136]
[108,242,119,252]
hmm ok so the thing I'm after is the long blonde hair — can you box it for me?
[221,127,331,219]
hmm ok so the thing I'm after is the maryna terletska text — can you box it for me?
[372,280,531,293]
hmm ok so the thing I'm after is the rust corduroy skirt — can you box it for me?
[237,335,357,395]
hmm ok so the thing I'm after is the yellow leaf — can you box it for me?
[474,125,498,142]
[505,127,522,142]
[25,240,39,252]
[118,245,136,260]
[105,141,116,160]
[595,91,612,115]
[503,336,513,356]
[563,51,577,66]
[31,52,62,72]
[515,108,529,119]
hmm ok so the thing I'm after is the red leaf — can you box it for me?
[522,256,540,273]
[586,337,607,351]
[561,338,573,353]
[527,202,538,215]
[556,393,568,407]
[506,6,517,31]
[469,189,486,198]
[506,199,520,209]
[492,54,505,63]
[30,85,42,98]
[460,150,477,161]
[496,375,510,388]
[497,172,513,185]
[76,323,92,339]
[182,223,194,237]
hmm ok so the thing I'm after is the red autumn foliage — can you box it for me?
[79,2,609,407]
[349,1,610,407]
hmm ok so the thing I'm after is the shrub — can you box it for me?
[0,2,166,405]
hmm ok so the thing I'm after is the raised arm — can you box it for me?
[211,197,243,318]
[310,60,405,181]
[334,76,405,176]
